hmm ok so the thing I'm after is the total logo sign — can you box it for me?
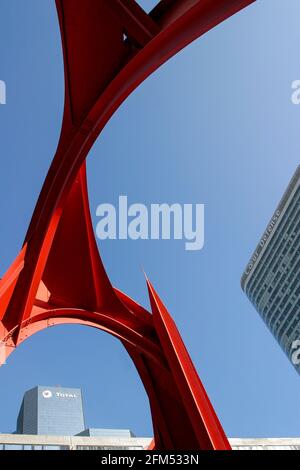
[42,390,78,399]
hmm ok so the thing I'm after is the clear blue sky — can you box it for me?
[0,0,300,438]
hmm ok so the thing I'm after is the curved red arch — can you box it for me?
[0,0,255,450]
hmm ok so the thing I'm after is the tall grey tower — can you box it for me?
[241,166,300,373]
[16,386,85,436]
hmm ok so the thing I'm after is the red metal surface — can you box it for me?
[0,0,255,450]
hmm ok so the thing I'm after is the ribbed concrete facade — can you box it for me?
[241,166,300,373]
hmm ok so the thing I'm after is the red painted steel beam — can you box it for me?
[0,0,256,450]
[147,279,231,450]
[3,0,255,333]
[108,0,160,46]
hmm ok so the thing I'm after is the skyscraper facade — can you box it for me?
[16,386,85,436]
[241,166,300,373]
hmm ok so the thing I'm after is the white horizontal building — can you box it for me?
[0,434,300,450]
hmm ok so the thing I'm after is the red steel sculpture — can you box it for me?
[0,0,255,450]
